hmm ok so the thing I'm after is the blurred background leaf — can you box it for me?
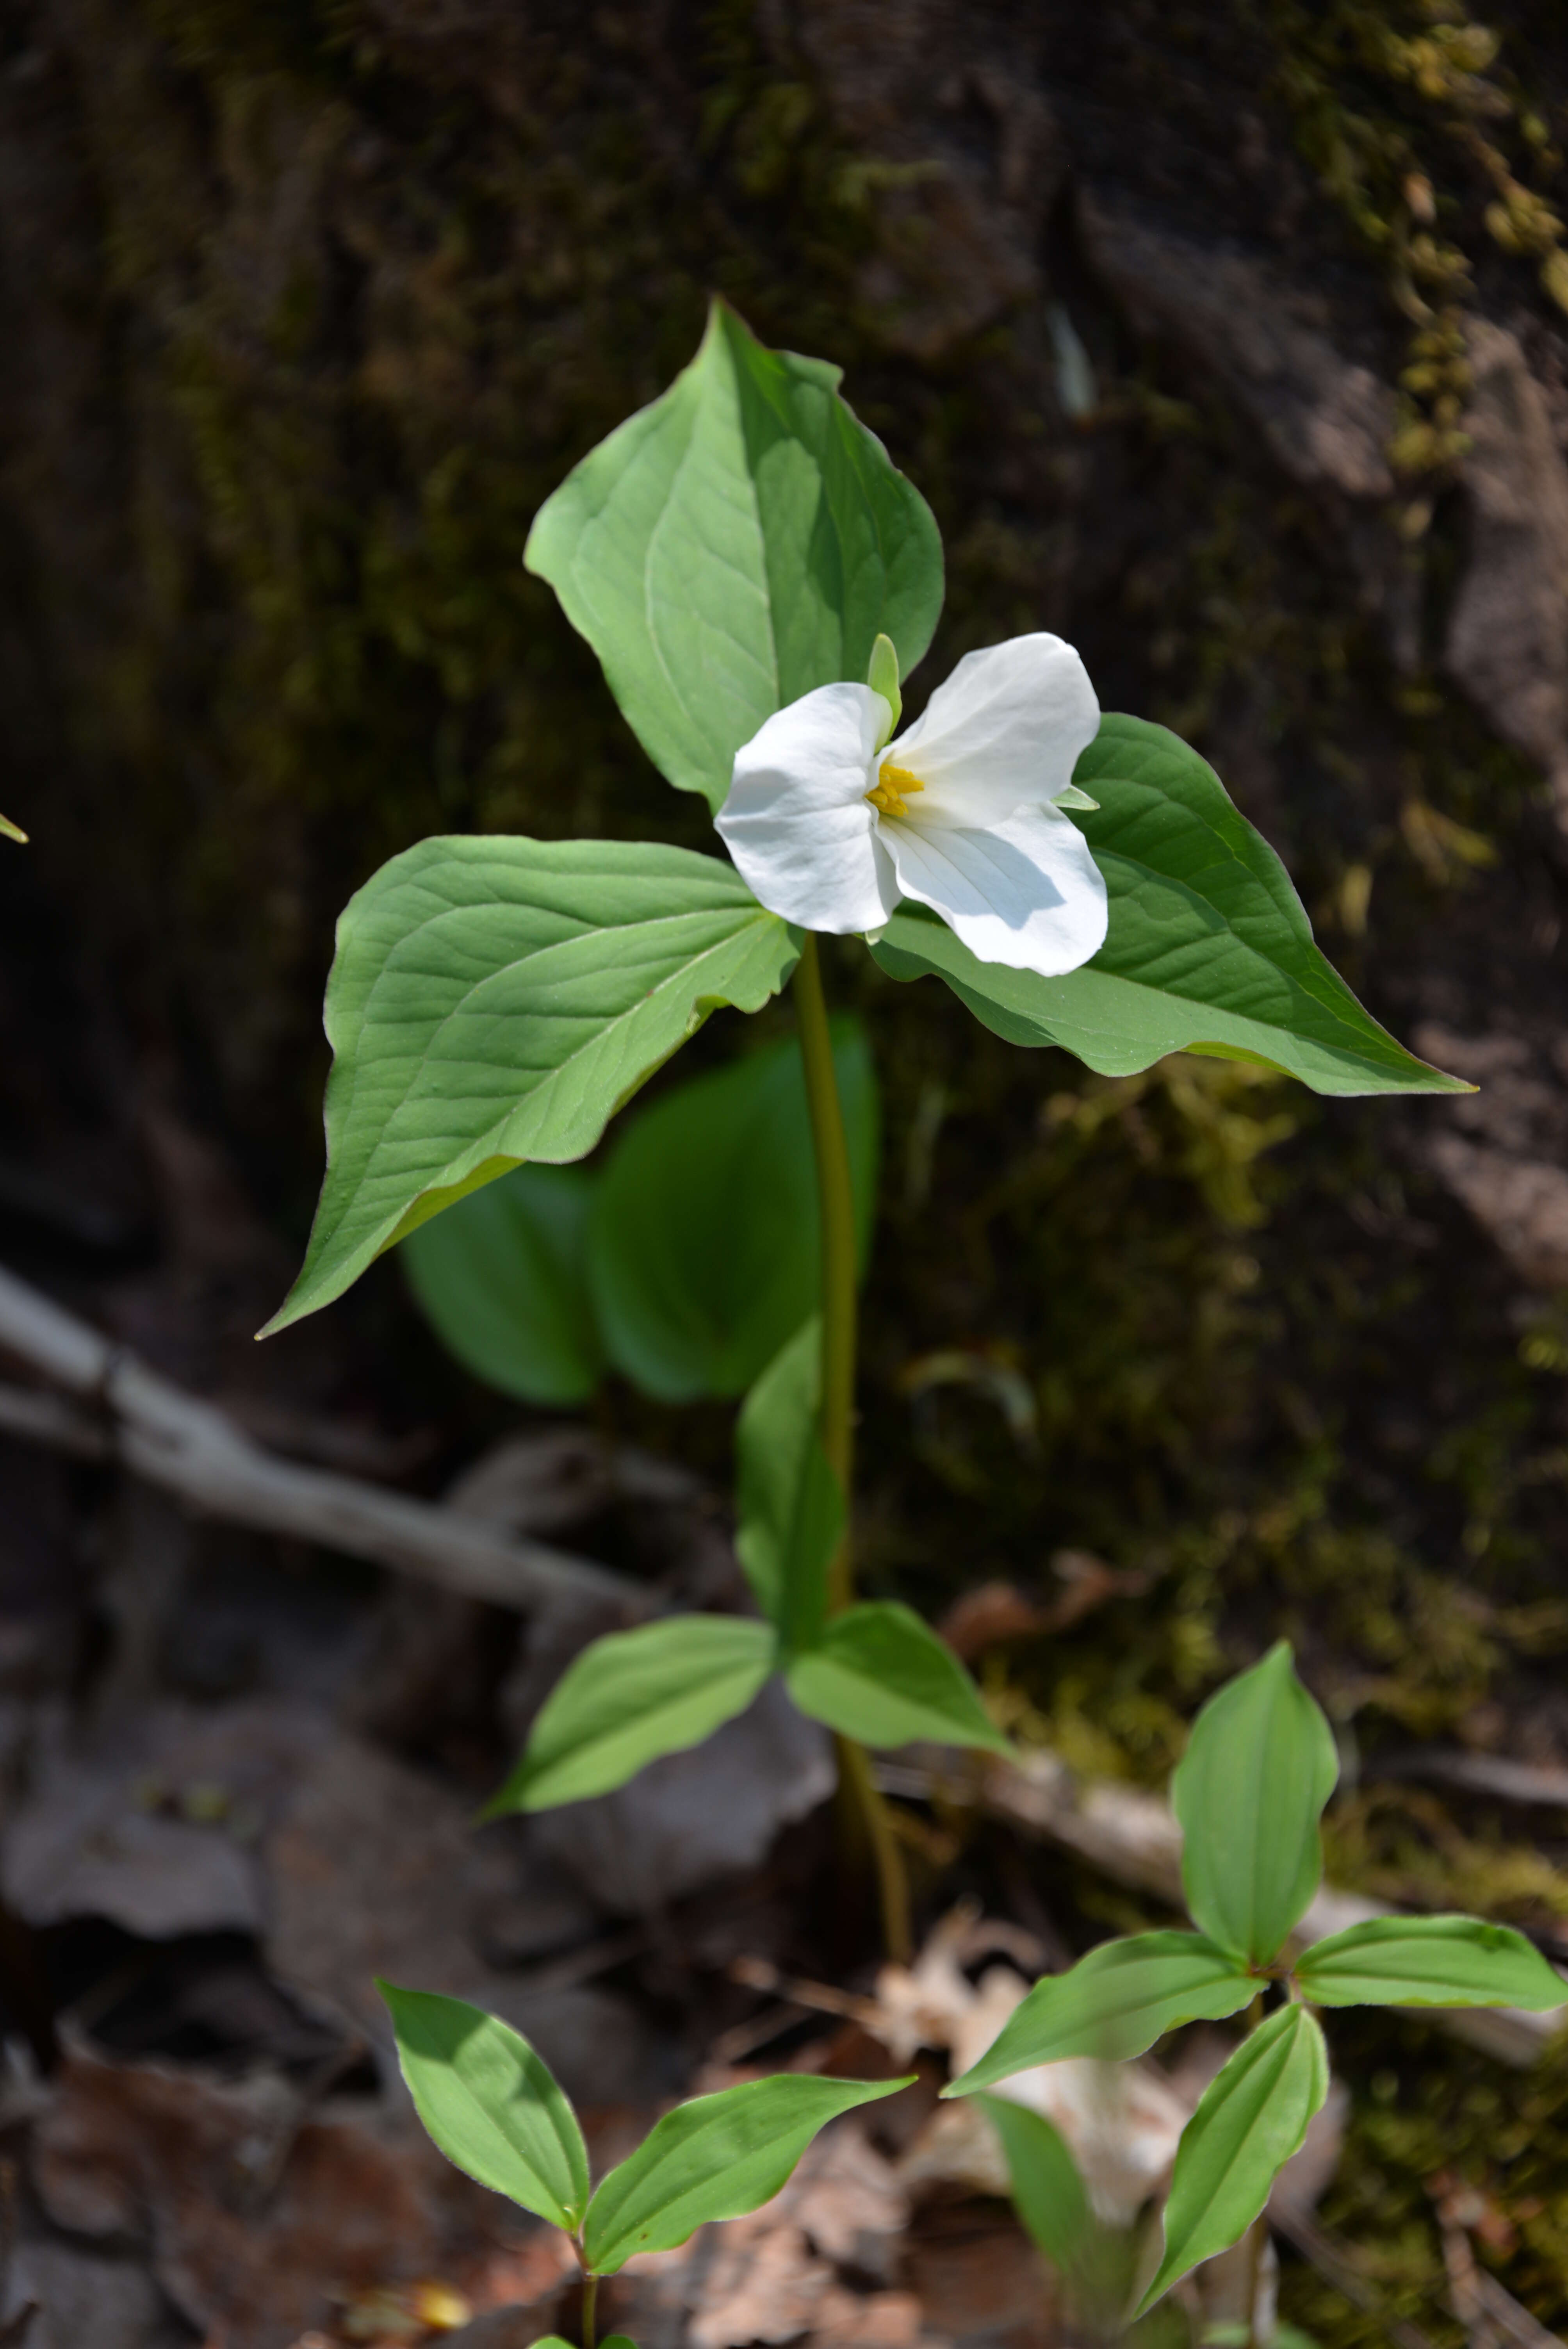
[403,1164,602,1408]
[588,1018,878,1402]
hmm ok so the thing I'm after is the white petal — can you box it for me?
[883,802,1108,976]
[889,633,1099,826]
[716,683,898,933]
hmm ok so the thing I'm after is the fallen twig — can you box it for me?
[0,1265,650,1618]
[1369,1747,1568,1813]
[875,1750,1567,2068]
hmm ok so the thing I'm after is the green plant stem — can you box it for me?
[792,933,858,1594]
[793,933,912,1965]
[581,2266,598,2349]
[836,1732,912,1962]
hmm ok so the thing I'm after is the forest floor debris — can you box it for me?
[0,1265,1566,2343]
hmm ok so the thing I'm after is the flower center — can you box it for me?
[865,761,925,820]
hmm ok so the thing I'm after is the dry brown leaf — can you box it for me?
[857,1909,1187,2226]
[31,2043,495,2349]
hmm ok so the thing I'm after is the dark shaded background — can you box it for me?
[6,2,1568,2336]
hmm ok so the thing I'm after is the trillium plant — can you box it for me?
[263,302,1481,2317]
[379,1978,909,2349]
[948,1645,1566,2335]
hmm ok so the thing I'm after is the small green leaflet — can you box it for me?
[526,301,944,812]
[486,1615,777,1813]
[1136,2003,1328,2314]
[0,813,26,844]
[1172,1642,1339,1967]
[947,1933,1256,2093]
[976,2094,1091,2273]
[378,1984,590,2233]
[403,1164,602,1406]
[262,839,798,1336]
[1295,1914,1568,2011]
[582,2072,911,2274]
[734,1318,843,1649]
[785,1600,1010,1755]
[588,1019,878,1402]
[870,717,1468,1099]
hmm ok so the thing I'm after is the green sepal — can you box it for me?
[866,633,902,747]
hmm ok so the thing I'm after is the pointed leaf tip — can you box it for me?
[1172,1641,1337,1966]
[583,2071,912,2273]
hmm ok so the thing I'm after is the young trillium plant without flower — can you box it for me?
[380,1979,909,2349]
[946,1644,1567,2330]
[717,633,1108,977]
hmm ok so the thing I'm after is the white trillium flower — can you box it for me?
[715,633,1108,977]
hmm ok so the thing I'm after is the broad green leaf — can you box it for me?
[785,1600,1010,1755]
[947,1933,1257,2094]
[262,838,798,1336]
[1172,1642,1339,1966]
[403,1164,602,1406]
[525,300,944,812]
[378,1983,590,2231]
[588,1020,878,1402]
[976,2094,1091,2272]
[1136,2003,1328,2314]
[1295,1914,1568,2011]
[486,1615,777,1813]
[583,2071,911,2273]
[734,1317,843,1647]
[869,717,1468,1099]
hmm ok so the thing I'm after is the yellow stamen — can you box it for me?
[865,761,925,820]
